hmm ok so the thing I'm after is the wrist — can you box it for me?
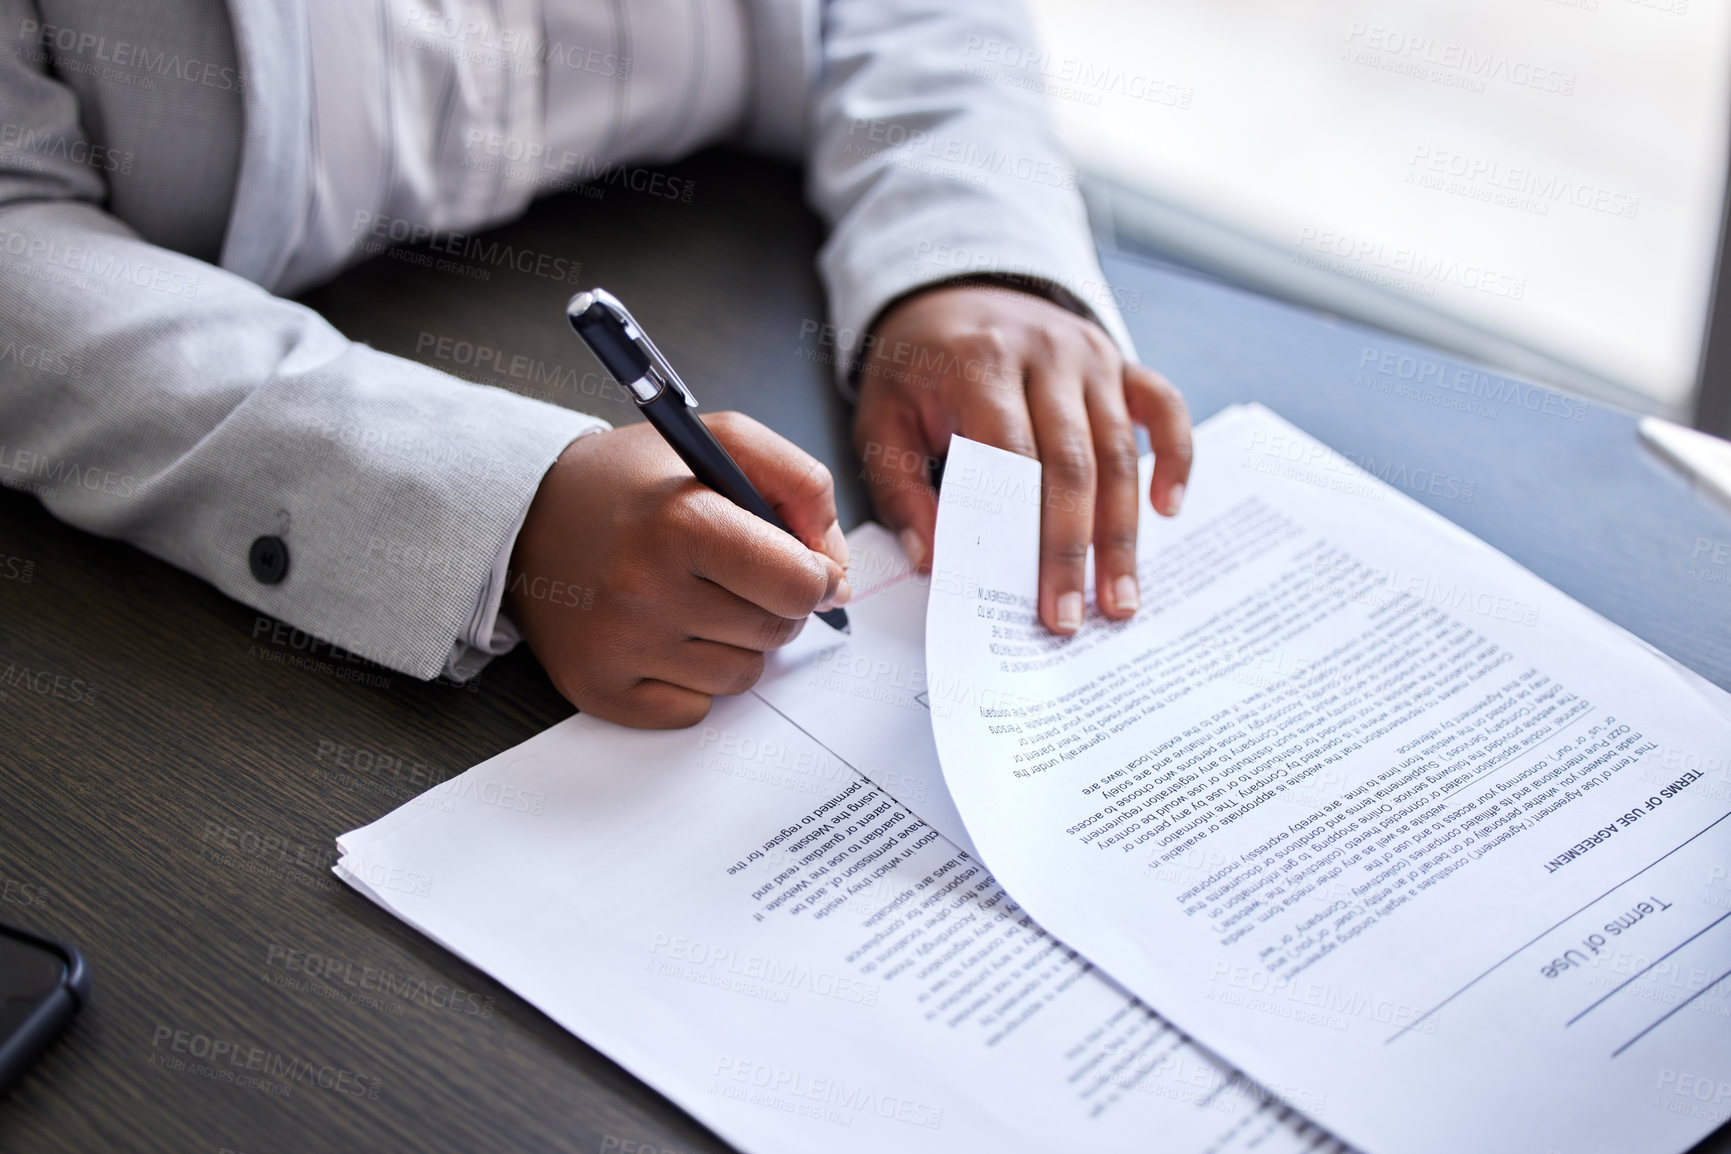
[506,428,607,623]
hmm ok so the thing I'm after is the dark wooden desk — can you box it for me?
[1,149,1727,1153]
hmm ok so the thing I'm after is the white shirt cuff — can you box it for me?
[442,493,531,682]
[442,426,604,682]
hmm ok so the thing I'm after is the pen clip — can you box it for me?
[584,288,697,408]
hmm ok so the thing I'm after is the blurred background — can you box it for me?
[1015,0,1730,428]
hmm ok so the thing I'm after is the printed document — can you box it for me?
[926,404,1731,1154]
[334,526,1336,1154]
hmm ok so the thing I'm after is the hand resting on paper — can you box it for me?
[854,284,1193,637]
[506,412,850,729]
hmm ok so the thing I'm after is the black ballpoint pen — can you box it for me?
[565,288,850,633]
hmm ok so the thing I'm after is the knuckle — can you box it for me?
[665,697,714,729]
[1024,324,1058,363]
[1099,527,1139,557]
[1046,540,1091,566]
[1153,377,1190,416]
[1096,436,1139,479]
[628,684,711,730]
[957,326,1014,368]
[1083,325,1118,363]
[1047,440,1096,485]
[769,552,830,616]
[751,612,800,652]
[794,452,833,505]
[797,559,833,611]
[1002,430,1040,460]
[721,651,767,696]
[580,683,641,726]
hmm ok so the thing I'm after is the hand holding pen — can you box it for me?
[566,289,849,634]
[501,291,851,730]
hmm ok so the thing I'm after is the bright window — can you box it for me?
[1022,0,1731,417]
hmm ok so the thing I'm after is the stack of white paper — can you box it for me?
[925,405,1731,1154]
[335,524,1338,1154]
[337,404,1731,1154]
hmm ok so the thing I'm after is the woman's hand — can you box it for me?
[854,284,1192,635]
[508,412,849,728]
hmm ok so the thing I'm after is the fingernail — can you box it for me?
[817,574,853,613]
[1113,575,1140,614]
[899,527,926,572]
[1056,591,1084,632]
[1164,483,1185,516]
[824,522,851,568]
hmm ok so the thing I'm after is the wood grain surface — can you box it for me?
[0,148,1725,1153]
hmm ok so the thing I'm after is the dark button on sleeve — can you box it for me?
[248,536,289,584]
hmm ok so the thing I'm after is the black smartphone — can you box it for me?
[0,922,89,1094]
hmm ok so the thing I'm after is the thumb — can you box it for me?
[855,402,939,575]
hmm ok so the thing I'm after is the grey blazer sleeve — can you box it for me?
[0,37,605,681]
[805,0,1135,388]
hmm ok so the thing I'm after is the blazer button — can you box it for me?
[249,536,290,584]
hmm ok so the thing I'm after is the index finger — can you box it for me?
[677,490,844,621]
[704,410,849,570]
